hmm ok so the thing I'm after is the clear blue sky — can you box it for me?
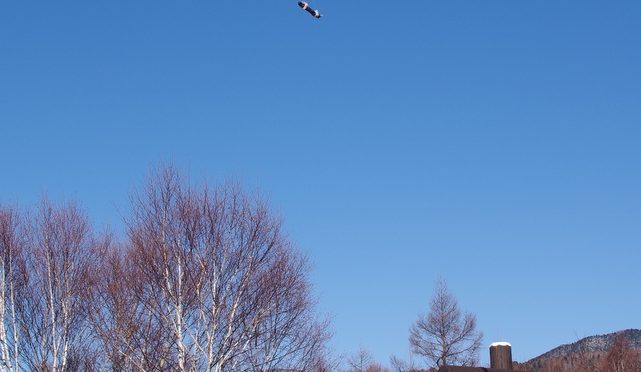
[2,0,640,367]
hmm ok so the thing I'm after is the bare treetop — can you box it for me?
[0,166,331,372]
[409,279,483,368]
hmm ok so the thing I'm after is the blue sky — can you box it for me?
[2,0,640,367]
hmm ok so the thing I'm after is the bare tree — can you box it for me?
[600,333,641,372]
[409,279,482,368]
[345,348,388,372]
[389,354,422,372]
[15,200,99,371]
[89,166,330,371]
[0,167,329,371]
[346,348,374,372]
[0,206,26,372]
[312,351,342,372]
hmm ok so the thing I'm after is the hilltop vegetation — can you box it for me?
[518,329,641,372]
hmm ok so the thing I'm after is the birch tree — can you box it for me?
[0,206,25,372]
[91,167,330,371]
[18,200,97,371]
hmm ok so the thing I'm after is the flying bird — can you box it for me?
[298,1,321,19]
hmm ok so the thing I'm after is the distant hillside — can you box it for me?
[522,329,641,371]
